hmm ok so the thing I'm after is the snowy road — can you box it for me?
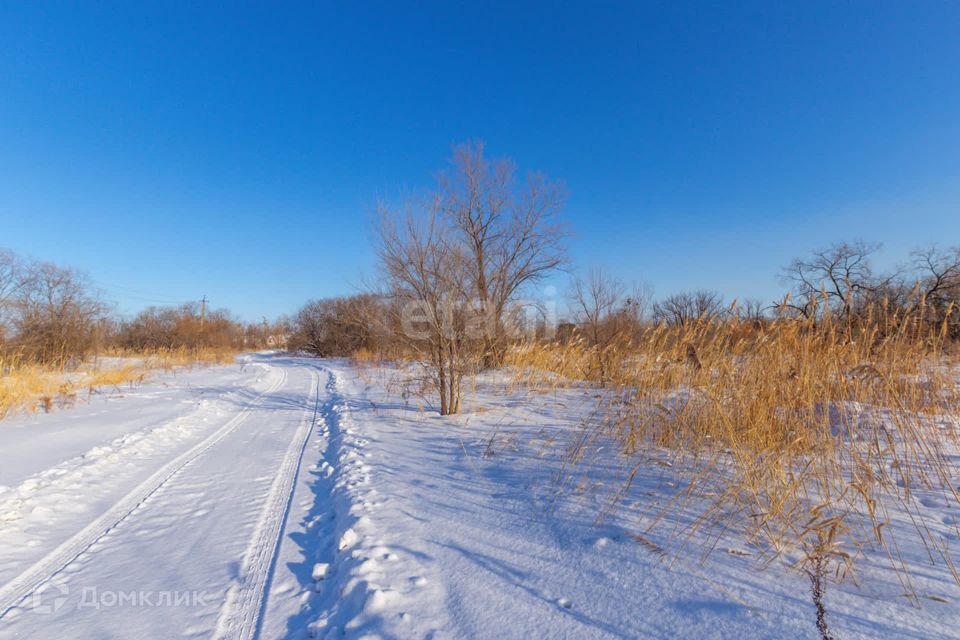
[0,355,331,639]
[1,355,957,639]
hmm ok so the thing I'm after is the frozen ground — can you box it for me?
[0,354,957,639]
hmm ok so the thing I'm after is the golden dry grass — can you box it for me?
[506,307,960,600]
[0,347,238,418]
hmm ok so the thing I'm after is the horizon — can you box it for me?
[2,2,958,321]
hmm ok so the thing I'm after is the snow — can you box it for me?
[312,563,330,581]
[0,354,957,638]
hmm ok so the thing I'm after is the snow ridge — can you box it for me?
[294,366,374,638]
[304,364,435,639]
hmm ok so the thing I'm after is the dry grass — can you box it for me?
[150,346,237,369]
[0,346,238,418]
[351,347,383,370]
[351,348,384,385]
[506,307,960,603]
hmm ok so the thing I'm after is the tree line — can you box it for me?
[0,248,281,368]
[287,143,960,415]
[6,144,957,410]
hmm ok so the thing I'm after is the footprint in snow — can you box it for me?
[592,537,614,549]
[312,562,331,580]
[364,588,399,614]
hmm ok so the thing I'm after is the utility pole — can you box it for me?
[200,295,207,332]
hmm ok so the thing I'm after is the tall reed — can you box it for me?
[507,305,960,609]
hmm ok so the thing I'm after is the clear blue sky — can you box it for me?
[1,1,958,320]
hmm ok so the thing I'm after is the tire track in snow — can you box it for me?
[0,364,289,620]
[213,363,323,640]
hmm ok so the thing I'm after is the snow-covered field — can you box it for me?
[0,353,957,639]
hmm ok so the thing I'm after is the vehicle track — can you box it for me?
[0,365,289,619]
[213,363,323,640]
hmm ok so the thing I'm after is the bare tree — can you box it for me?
[0,249,25,306]
[653,290,724,326]
[369,143,569,412]
[569,268,644,382]
[624,281,654,327]
[115,302,247,351]
[779,241,889,320]
[737,298,768,324]
[376,202,474,415]
[907,245,960,336]
[910,245,960,301]
[11,260,108,366]
[290,300,329,354]
[0,249,27,343]
[289,294,387,357]
[438,142,567,366]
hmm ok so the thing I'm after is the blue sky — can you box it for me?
[1,1,958,320]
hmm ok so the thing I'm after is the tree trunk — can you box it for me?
[436,340,449,415]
